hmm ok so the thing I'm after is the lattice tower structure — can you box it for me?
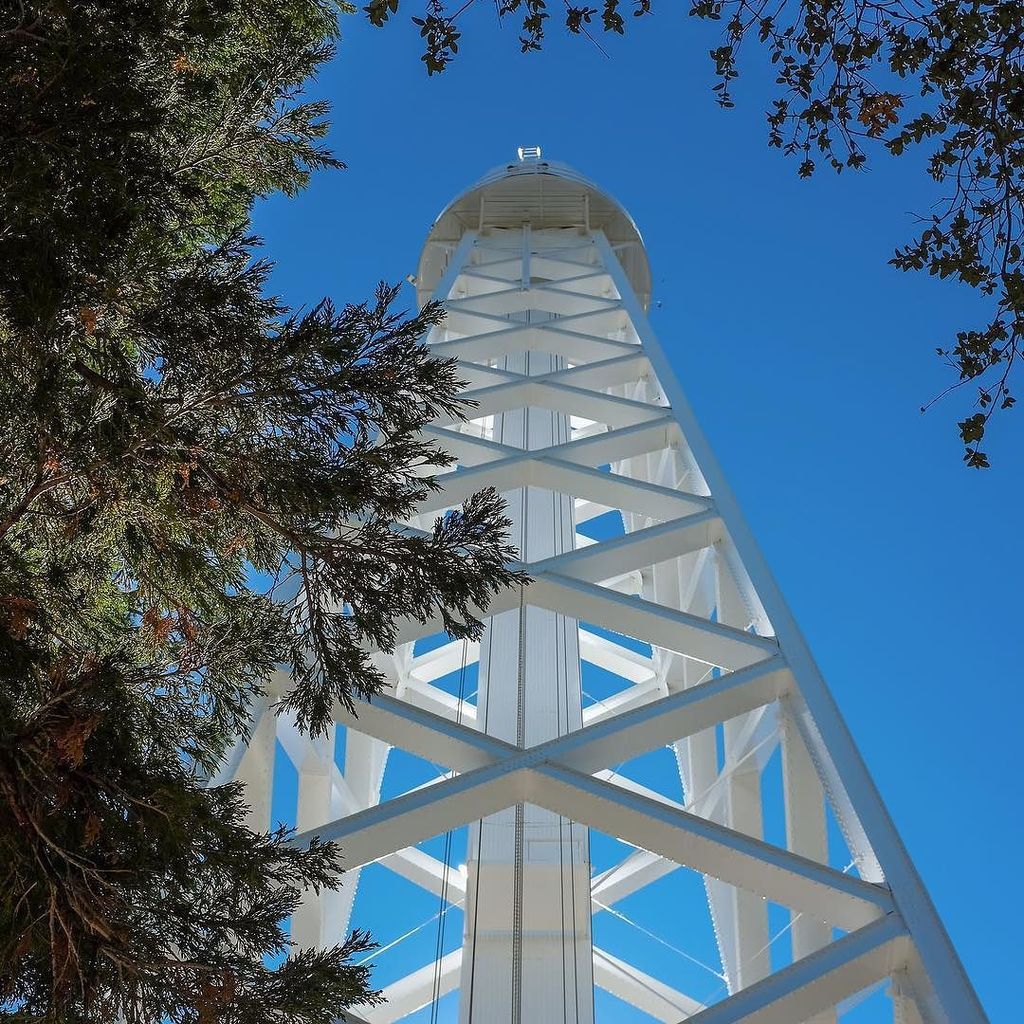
[216,153,987,1024]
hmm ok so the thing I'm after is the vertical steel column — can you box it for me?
[458,227,595,1024]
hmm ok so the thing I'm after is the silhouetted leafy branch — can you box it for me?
[366,0,1024,466]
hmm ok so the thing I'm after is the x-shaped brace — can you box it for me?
[291,656,892,933]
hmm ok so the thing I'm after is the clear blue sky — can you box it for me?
[253,9,1022,1021]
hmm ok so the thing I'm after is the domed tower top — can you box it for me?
[416,147,652,310]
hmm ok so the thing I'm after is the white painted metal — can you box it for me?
[592,946,705,1021]
[219,153,986,1024]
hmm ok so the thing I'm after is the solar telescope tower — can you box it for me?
[220,150,987,1024]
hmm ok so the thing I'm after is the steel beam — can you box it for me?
[529,765,892,932]
[676,915,909,1024]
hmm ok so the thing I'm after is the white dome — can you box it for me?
[416,155,652,310]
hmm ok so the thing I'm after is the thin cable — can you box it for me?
[590,896,727,982]
[509,369,531,1024]
[555,554,569,1023]
[428,830,452,1019]
[555,478,575,1023]
[697,858,862,1007]
[355,902,456,967]
[589,727,778,920]
[558,446,581,1024]
[510,583,526,1024]
[567,804,582,1024]
[466,372,511,1022]
[511,356,532,1020]
[428,638,469,1022]
[682,728,778,819]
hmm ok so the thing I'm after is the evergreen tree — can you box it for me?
[0,3,520,1020]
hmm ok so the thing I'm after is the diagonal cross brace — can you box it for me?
[442,348,652,395]
[422,412,679,469]
[418,454,710,521]
[433,376,667,430]
[676,914,909,1024]
[290,658,893,931]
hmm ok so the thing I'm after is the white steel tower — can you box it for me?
[220,152,987,1024]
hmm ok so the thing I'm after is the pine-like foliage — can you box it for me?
[0,3,520,1020]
